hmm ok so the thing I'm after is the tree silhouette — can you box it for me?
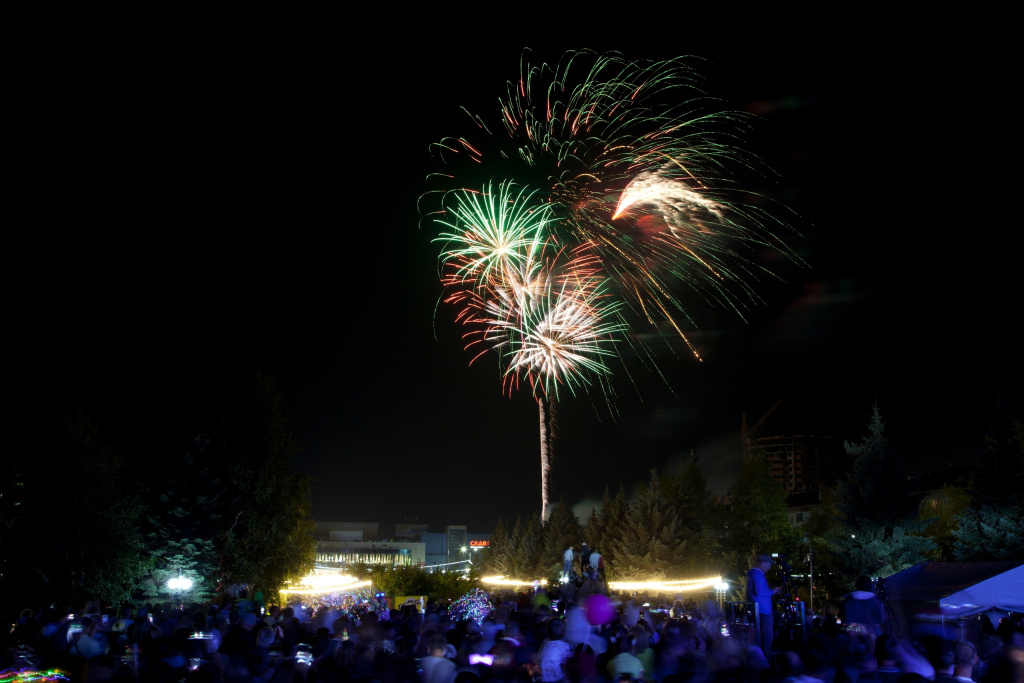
[611,470,688,580]
[836,405,914,526]
[828,405,934,582]
[543,500,582,576]
[727,449,798,572]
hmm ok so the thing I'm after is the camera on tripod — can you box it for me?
[772,553,793,574]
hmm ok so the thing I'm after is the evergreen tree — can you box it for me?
[947,410,1024,562]
[727,450,798,575]
[136,369,315,600]
[831,522,937,579]
[137,465,220,602]
[2,414,151,609]
[663,459,718,572]
[542,500,581,577]
[836,405,914,526]
[513,513,545,578]
[202,373,316,594]
[610,470,687,580]
[952,505,1024,561]
[481,518,512,575]
[828,405,935,582]
[583,506,602,555]
[971,399,1024,508]
[594,486,629,570]
[664,459,712,520]
[507,516,524,576]
[917,485,971,560]
[801,485,847,603]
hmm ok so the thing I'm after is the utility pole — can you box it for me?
[805,536,814,617]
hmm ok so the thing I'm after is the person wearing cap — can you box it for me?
[746,553,780,660]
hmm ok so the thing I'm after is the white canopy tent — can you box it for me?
[939,563,1024,619]
[883,561,1024,637]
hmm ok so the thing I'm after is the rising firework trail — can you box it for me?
[435,180,623,518]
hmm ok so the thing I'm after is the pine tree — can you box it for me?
[828,405,935,582]
[583,488,609,551]
[917,485,971,560]
[952,505,1024,561]
[836,405,914,526]
[664,459,718,572]
[507,516,524,577]
[948,410,1024,562]
[610,470,688,580]
[543,500,582,577]
[727,450,798,573]
[972,399,1024,508]
[514,513,545,578]
[802,485,847,602]
[481,518,512,575]
[583,507,602,554]
[3,413,151,610]
[664,459,712,521]
[137,453,221,601]
[590,486,629,573]
[831,522,937,578]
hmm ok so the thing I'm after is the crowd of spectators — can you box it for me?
[3,588,1022,683]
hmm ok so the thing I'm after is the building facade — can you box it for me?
[313,521,490,571]
[752,435,832,494]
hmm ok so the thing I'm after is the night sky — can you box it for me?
[16,18,1021,536]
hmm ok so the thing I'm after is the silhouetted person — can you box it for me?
[746,553,780,660]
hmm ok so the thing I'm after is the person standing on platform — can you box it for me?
[746,553,780,660]
[589,548,602,581]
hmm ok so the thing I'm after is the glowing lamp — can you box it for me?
[168,576,193,590]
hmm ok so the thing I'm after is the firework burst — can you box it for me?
[436,181,623,401]
[424,49,799,364]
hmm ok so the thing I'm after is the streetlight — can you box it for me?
[714,578,728,611]
[168,571,193,607]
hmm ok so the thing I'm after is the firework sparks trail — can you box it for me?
[612,169,725,225]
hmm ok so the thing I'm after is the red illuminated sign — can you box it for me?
[469,540,490,547]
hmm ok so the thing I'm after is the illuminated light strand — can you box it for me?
[279,581,372,595]
[280,573,372,595]
[422,558,474,572]
[480,575,549,587]
[608,576,723,592]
